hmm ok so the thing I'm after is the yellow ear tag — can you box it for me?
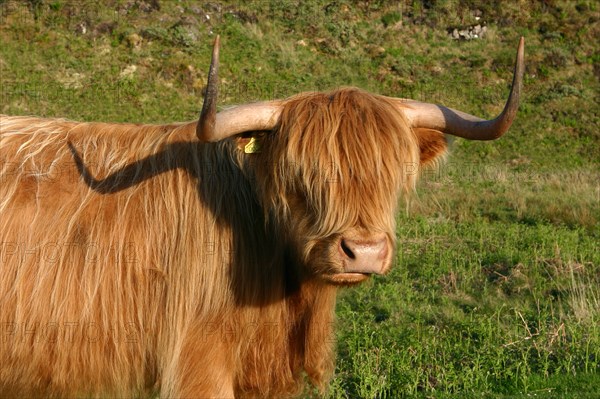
[244,137,262,154]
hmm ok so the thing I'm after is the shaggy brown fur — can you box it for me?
[0,88,447,398]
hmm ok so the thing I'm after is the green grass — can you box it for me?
[1,1,598,397]
[331,217,599,397]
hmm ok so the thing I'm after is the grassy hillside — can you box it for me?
[1,0,598,397]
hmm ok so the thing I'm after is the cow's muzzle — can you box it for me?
[339,235,389,274]
[324,233,391,285]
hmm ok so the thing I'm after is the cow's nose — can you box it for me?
[339,234,389,274]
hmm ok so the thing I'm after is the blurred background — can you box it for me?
[1,1,598,397]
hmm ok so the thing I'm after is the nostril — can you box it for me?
[340,239,355,259]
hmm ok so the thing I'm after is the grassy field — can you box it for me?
[1,0,599,397]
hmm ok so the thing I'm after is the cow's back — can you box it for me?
[0,116,213,397]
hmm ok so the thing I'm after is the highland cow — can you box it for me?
[0,37,524,398]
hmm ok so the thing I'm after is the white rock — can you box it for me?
[119,65,138,79]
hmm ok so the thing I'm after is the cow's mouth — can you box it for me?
[326,272,371,285]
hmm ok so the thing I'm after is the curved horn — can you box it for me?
[197,36,281,142]
[197,35,220,141]
[399,37,524,140]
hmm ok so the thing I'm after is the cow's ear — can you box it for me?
[415,128,448,167]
